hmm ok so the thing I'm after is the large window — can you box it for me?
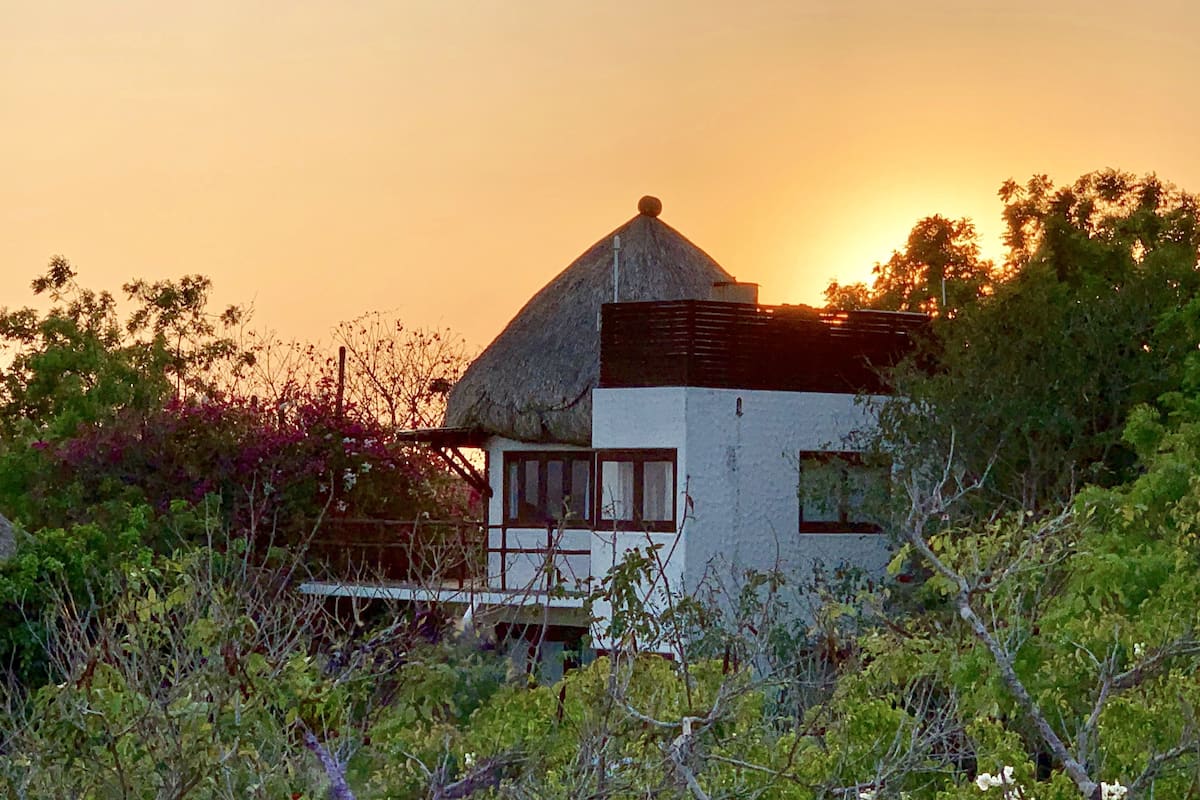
[798,452,884,533]
[503,452,593,527]
[596,449,676,532]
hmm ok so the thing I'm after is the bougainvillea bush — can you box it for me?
[0,261,476,689]
[22,394,473,540]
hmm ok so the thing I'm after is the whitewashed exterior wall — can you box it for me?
[590,388,690,648]
[482,388,894,648]
[593,387,893,595]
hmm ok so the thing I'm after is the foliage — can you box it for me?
[219,311,471,431]
[0,257,171,438]
[825,215,1000,317]
[0,529,493,799]
[0,261,475,695]
[868,171,1200,514]
[9,394,469,535]
[0,261,474,534]
[330,311,471,429]
[0,502,155,686]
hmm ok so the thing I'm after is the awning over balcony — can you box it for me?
[395,426,491,497]
[395,426,490,448]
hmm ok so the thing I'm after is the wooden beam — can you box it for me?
[433,446,492,497]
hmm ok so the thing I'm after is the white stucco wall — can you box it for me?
[679,387,893,590]
[592,387,894,597]
[482,387,894,645]
[591,387,689,648]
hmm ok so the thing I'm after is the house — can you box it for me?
[302,197,925,658]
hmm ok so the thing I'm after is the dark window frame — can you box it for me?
[595,448,678,533]
[502,451,594,528]
[798,450,885,534]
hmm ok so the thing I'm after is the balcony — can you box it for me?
[307,518,486,589]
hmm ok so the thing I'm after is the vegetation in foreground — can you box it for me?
[1,169,1200,798]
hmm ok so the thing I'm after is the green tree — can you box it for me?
[824,215,998,316]
[123,273,249,400]
[874,171,1200,514]
[0,257,169,438]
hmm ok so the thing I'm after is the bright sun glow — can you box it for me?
[770,195,1009,309]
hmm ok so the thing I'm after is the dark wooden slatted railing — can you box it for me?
[600,301,928,394]
[308,519,486,587]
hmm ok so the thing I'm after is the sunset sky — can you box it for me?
[4,1,1199,349]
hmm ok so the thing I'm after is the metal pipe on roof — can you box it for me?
[612,234,621,303]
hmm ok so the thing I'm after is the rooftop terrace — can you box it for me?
[599,300,928,394]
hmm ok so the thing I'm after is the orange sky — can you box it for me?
[4,1,1199,349]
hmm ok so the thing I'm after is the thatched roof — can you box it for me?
[445,198,736,444]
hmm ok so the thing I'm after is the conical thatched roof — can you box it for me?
[445,198,736,444]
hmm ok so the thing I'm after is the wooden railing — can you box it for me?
[600,301,928,394]
[308,519,486,588]
[489,525,592,593]
[308,518,596,595]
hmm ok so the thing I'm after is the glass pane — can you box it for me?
[546,460,566,522]
[601,460,635,521]
[845,465,883,523]
[642,461,674,522]
[568,459,592,521]
[507,461,520,520]
[521,459,540,521]
[800,458,841,523]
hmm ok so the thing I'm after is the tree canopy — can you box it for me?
[837,170,1200,513]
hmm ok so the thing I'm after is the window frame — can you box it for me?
[797,450,884,534]
[594,448,678,533]
[502,451,594,528]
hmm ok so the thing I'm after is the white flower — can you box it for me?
[975,768,1025,796]
[1132,642,1146,658]
[342,469,358,491]
[975,769,1014,791]
[976,773,1000,790]
[336,500,348,513]
[359,462,372,473]
[463,751,476,768]
[1101,783,1128,800]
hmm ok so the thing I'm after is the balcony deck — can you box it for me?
[600,301,928,394]
[307,518,486,588]
[303,518,592,605]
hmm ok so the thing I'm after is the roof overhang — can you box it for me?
[394,426,489,448]
[395,427,491,497]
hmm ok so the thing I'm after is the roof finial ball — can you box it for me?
[638,195,663,217]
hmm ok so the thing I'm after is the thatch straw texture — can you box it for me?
[445,207,735,444]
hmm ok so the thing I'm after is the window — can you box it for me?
[798,452,885,533]
[596,449,676,531]
[504,452,593,527]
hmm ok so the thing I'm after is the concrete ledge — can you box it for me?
[298,581,588,609]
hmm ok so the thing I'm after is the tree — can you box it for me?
[871,171,1200,514]
[0,257,168,438]
[330,312,471,430]
[824,215,998,317]
[123,273,250,400]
